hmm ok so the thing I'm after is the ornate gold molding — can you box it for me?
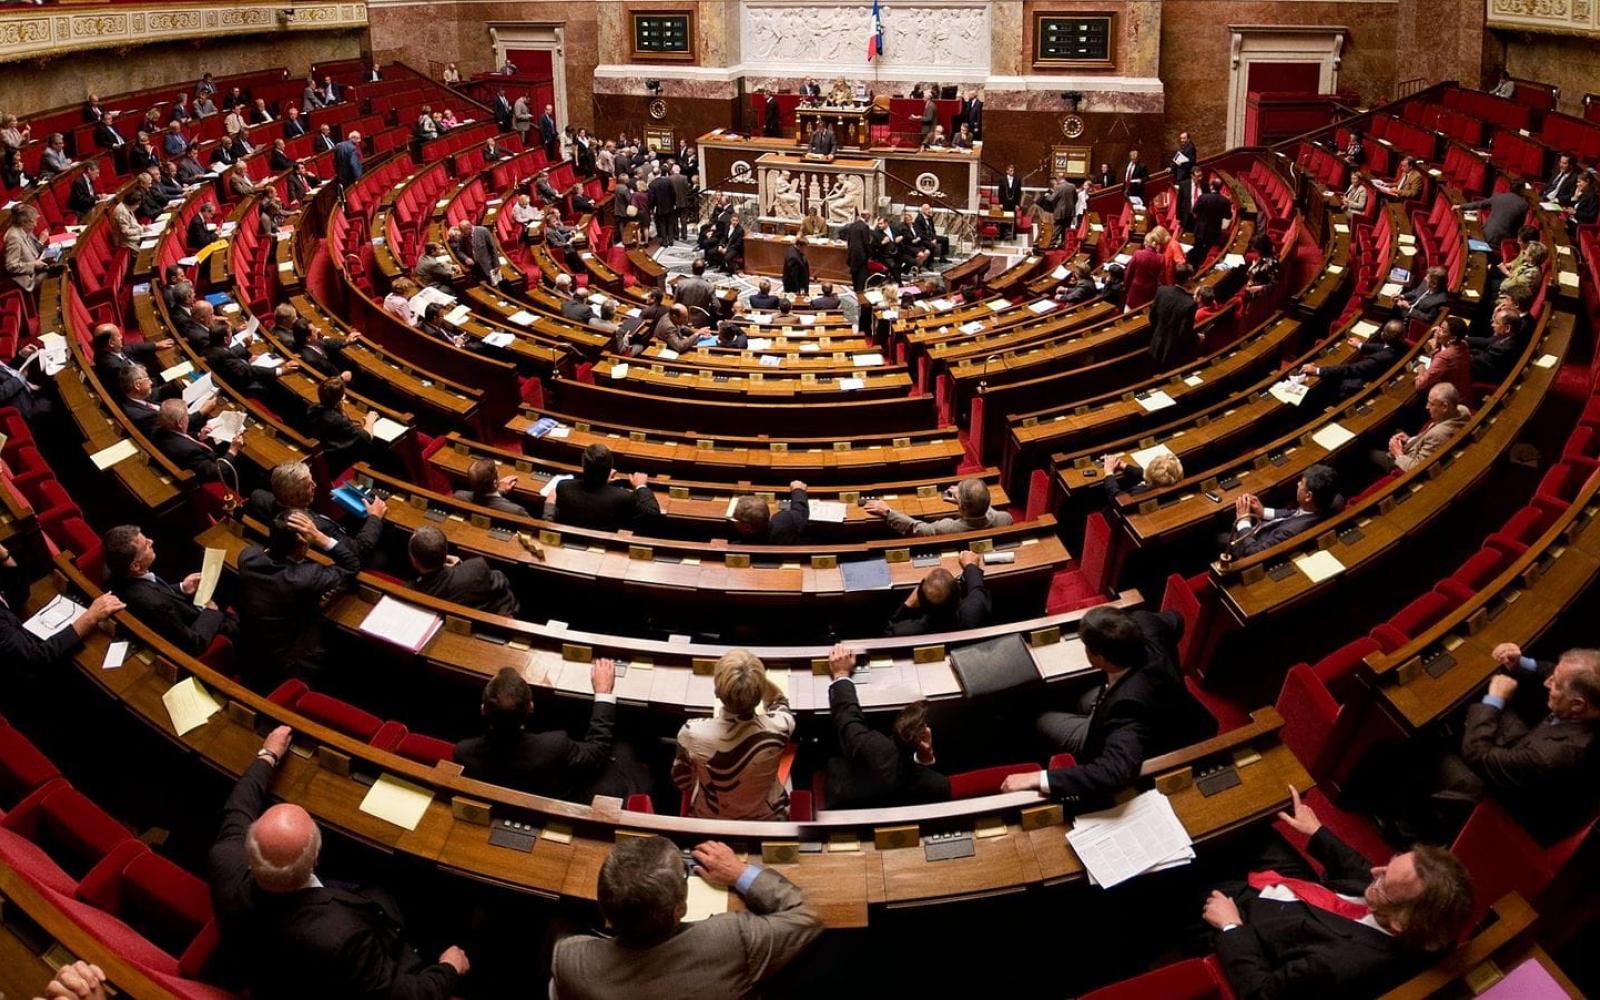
[0,2,367,64]
[1487,0,1599,37]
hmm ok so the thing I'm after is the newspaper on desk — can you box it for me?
[1268,378,1310,406]
[183,373,217,412]
[1066,789,1195,888]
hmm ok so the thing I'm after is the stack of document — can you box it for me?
[202,410,246,444]
[358,595,443,653]
[1067,789,1195,888]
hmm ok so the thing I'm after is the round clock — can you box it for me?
[1061,114,1085,139]
[648,98,668,120]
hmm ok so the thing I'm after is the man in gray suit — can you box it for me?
[552,836,820,999]
[668,163,694,240]
[448,219,501,289]
[1050,174,1077,248]
[865,477,1013,536]
[1458,182,1530,252]
[38,133,73,179]
[302,74,326,111]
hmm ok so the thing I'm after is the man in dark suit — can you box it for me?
[454,664,632,799]
[1201,788,1474,999]
[538,104,558,160]
[553,443,659,530]
[844,211,873,292]
[1184,177,1228,267]
[964,88,983,139]
[1172,130,1199,228]
[281,107,307,140]
[1122,149,1150,202]
[1009,605,1217,808]
[312,124,336,154]
[886,554,990,636]
[0,540,122,676]
[269,139,295,172]
[782,238,811,295]
[186,201,218,253]
[453,457,530,516]
[305,376,375,475]
[1048,174,1077,248]
[119,364,211,435]
[647,170,676,248]
[67,161,101,216]
[103,525,235,655]
[491,89,512,132]
[763,92,782,138]
[1399,265,1449,324]
[1301,319,1406,399]
[912,203,948,262]
[244,460,382,562]
[997,164,1022,212]
[151,398,241,481]
[208,726,469,998]
[91,323,179,401]
[1228,463,1340,557]
[333,131,363,187]
[824,645,950,807]
[810,282,841,310]
[731,481,808,543]
[806,123,836,159]
[711,212,744,273]
[1544,152,1578,208]
[920,95,937,145]
[408,526,518,617]
[1148,263,1198,367]
[236,506,380,684]
[1355,642,1600,846]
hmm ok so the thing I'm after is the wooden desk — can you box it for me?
[744,233,850,283]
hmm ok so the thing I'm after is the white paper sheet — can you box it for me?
[1067,790,1195,889]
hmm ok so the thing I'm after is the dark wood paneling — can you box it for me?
[593,94,740,149]
[979,110,1167,186]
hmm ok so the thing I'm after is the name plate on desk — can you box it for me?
[874,824,920,850]
[691,657,718,675]
[1020,803,1065,831]
[912,645,946,664]
[725,553,751,568]
[561,643,593,663]
[762,841,801,865]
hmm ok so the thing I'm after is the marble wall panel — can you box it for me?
[1158,2,1400,153]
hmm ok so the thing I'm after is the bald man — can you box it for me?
[208,726,469,998]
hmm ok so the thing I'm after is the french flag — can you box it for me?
[867,0,885,61]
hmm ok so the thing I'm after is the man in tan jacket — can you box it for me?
[1376,383,1468,473]
[3,205,48,293]
[552,836,821,998]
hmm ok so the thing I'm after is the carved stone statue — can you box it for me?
[807,174,822,204]
[823,172,866,225]
[768,170,804,219]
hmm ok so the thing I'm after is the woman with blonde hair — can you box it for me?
[671,649,796,819]
[1150,225,1187,286]
[1101,450,1184,501]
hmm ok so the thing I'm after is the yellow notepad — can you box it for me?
[358,774,433,831]
[684,874,730,922]
[1294,549,1346,584]
[162,677,221,736]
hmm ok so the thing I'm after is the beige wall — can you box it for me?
[2,31,362,119]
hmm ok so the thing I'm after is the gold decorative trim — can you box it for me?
[1487,0,1600,36]
[0,2,367,64]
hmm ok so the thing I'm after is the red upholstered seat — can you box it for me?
[77,847,213,963]
[0,720,63,811]
[1369,590,1455,653]
[293,691,385,743]
[947,763,1039,799]
[1450,798,1597,928]
[1081,955,1233,1000]
[1,783,137,881]
[394,732,456,767]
